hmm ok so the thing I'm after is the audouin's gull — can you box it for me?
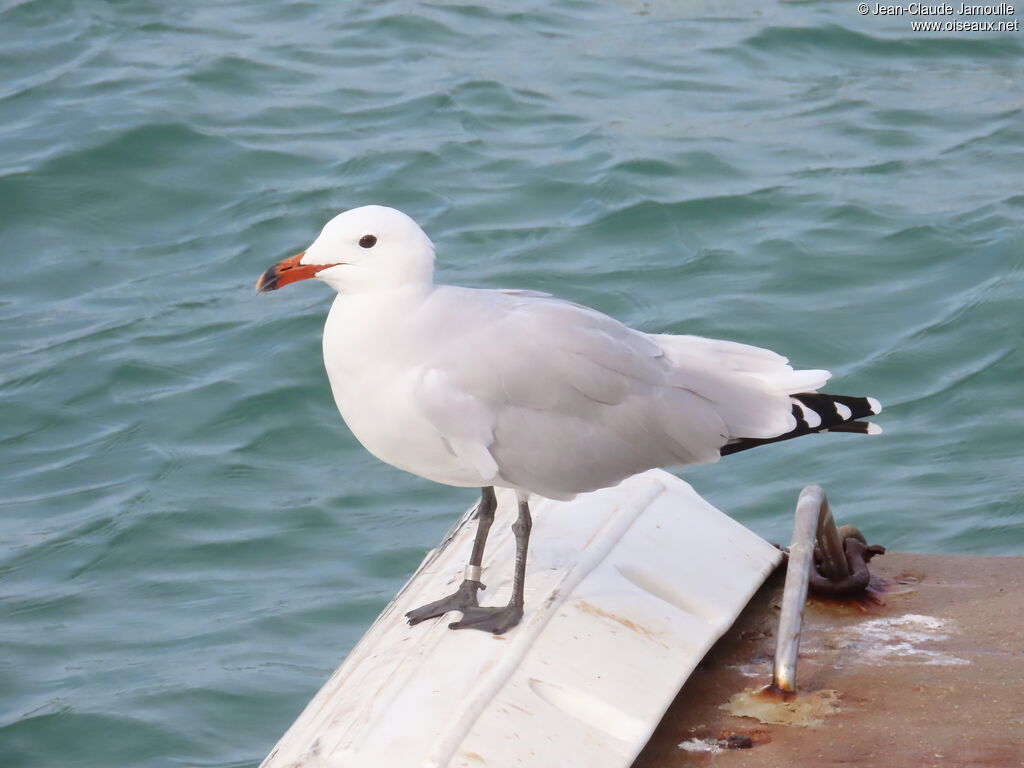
[256,205,881,634]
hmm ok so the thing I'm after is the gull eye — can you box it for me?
[359,234,377,248]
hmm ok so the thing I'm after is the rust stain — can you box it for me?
[723,686,841,727]
[753,683,798,702]
[575,600,669,648]
[463,752,485,763]
[808,572,920,613]
[807,574,882,611]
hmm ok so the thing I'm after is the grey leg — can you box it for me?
[405,487,496,625]
[448,493,532,635]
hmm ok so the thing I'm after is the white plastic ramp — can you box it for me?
[261,469,782,768]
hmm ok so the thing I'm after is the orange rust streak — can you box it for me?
[575,599,669,648]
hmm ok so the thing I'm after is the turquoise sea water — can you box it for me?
[2,1,1022,766]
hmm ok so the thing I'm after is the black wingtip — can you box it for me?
[721,393,882,457]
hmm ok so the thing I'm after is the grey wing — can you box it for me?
[412,290,734,499]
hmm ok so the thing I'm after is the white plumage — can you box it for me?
[257,204,881,633]
[277,206,867,501]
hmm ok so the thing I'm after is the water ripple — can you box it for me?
[2,3,1023,768]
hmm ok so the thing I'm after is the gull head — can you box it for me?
[256,205,435,295]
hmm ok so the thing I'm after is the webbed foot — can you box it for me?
[448,603,524,634]
[405,579,484,625]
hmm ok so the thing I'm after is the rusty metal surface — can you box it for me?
[633,553,1024,768]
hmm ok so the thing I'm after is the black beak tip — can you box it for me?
[255,266,279,294]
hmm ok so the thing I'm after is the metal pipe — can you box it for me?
[772,485,822,693]
[772,483,854,694]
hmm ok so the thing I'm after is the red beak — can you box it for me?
[255,253,331,293]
